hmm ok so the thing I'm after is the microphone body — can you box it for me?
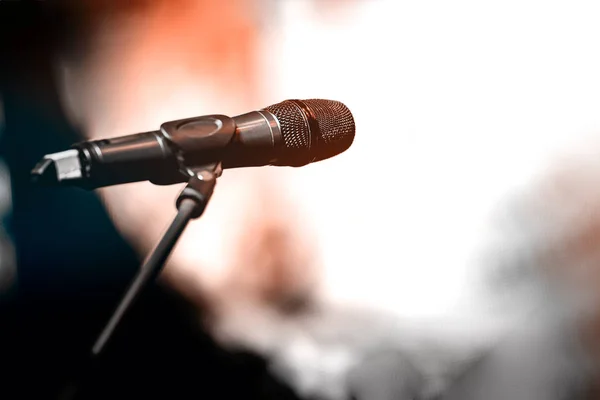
[31,99,355,189]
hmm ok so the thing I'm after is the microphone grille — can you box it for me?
[263,100,311,151]
[302,99,355,160]
[263,99,355,165]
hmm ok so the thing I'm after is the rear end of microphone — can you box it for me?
[31,131,183,189]
[76,131,184,187]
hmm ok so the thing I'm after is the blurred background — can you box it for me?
[4,0,600,399]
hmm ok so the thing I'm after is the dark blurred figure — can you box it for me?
[0,2,299,399]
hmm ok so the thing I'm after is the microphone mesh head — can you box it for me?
[263,99,355,165]
[263,101,311,151]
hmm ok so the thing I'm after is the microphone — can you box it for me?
[31,99,355,189]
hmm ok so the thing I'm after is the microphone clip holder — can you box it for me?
[91,161,222,357]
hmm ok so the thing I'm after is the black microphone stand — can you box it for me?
[59,162,222,400]
[54,113,240,400]
[92,163,221,356]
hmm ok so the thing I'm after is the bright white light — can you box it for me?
[268,0,600,319]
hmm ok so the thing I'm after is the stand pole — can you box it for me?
[59,165,219,400]
[91,197,200,355]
